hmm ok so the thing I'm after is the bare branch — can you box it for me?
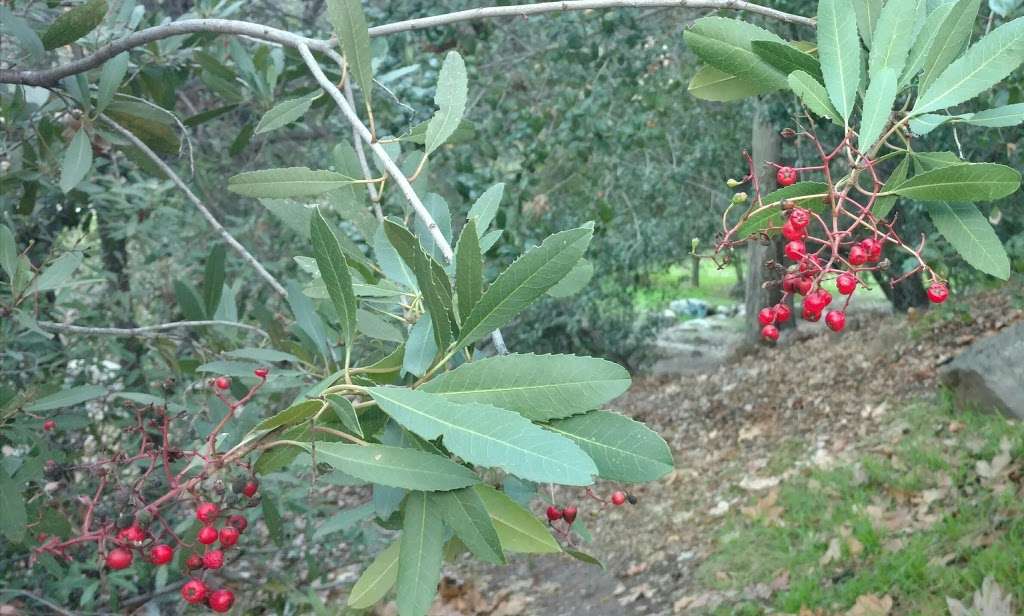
[37,320,270,338]
[342,78,385,222]
[98,113,288,298]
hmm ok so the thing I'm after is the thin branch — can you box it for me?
[98,113,288,297]
[342,78,385,221]
[38,320,270,338]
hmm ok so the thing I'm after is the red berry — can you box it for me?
[757,307,776,326]
[546,506,562,522]
[196,502,219,524]
[181,579,208,604]
[861,238,883,262]
[105,547,133,570]
[43,419,56,432]
[117,525,146,544]
[214,376,231,390]
[149,544,173,565]
[208,589,235,613]
[562,506,578,524]
[799,254,821,274]
[804,291,828,314]
[254,367,269,379]
[795,275,813,296]
[197,526,219,545]
[242,480,259,498]
[761,324,780,341]
[927,282,949,304]
[802,305,822,322]
[219,526,240,548]
[781,220,805,241]
[203,549,224,570]
[776,166,798,187]
[610,491,627,506]
[773,304,792,323]
[825,310,846,332]
[228,514,248,533]
[789,208,810,229]
[784,240,806,262]
[186,553,203,569]
[848,244,868,266]
[782,273,799,293]
[836,273,858,295]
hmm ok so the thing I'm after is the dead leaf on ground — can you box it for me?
[846,594,893,616]
[819,537,842,566]
[946,576,1017,616]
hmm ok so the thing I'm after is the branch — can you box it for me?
[0,2,813,86]
[38,320,270,338]
[98,113,288,298]
[342,78,385,222]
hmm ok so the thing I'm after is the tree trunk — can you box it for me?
[743,105,790,345]
[872,269,929,311]
[690,253,700,288]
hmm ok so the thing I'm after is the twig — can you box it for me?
[342,78,384,222]
[38,320,270,338]
[99,113,288,297]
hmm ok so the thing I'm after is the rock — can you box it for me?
[669,298,708,318]
[939,322,1024,420]
[661,309,677,320]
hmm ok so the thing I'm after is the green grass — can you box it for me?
[698,400,1024,614]
[633,262,739,312]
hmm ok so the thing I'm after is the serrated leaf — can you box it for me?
[60,129,92,193]
[374,224,416,290]
[96,52,129,113]
[913,17,1024,115]
[425,51,468,156]
[313,502,374,540]
[357,309,403,343]
[383,220,454,349]
[473,485,561,553]
[311,209,357,346]
[750,40,823,81]
[255,400,321,431]
[873,155,910,218]
[852,0,884,48]
[966,103,1024,127]
[403,118,476,145]
[0,224,17,283]
[430,488,505,564]
[916,0,983,94]
[25,385,105,412]
[415,194,453,264]
[859,67,898,150]
[348,541,400,608]
[228,167,357,199]
[467,184,504,234]
[545,410,674,483]
[367,386,598,485]
[329,142,378,240]
[0,467,26,543]
[32,251,83,292]
[421,353,630,422]
[892,163,1021,201]
[327,394,363,438]
[683,18,788,92]
[547,258,594,298]
[566,549,605,568]
[327,0,373,107]
[397,492,444,616]
[203,245,226,316]
[868,0,925,78]
[455,218,483,322]
[304,443,479,491]
[40,0,107,50]
[457,225,593,347]
[255,92,318,134]
[735,182,830,238]
[403,315,439,378]
[788,71,843,125]
[262,494,283,545]
[928,202,1010,279]
[901,1,957,86]
[818,0,862,122]
[688,64,776,102]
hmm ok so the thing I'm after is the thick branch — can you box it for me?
[98,113,288,298]
[38,320,270,338]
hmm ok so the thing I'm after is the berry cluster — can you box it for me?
[716,130,950,345]
[543,490,637,543]
[30,368,271,612]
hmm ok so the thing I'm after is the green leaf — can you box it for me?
[928,202,1010,279]
[255,400,322,431]
[547,258,594,298]
[397,492,445,616]
[817,0,862,122]
[254,92,318,134]
[901,1,957,86]
[735,182,830,239]
[965,103,1024,127]
[859,67,898,150]
[912,17,1024,115]
[403,118,476,145]
[788,71,843,125]
[466,183,505,234]
[892,163,1021,202]
[25,385,105,411]
[374,224,416,290]
[403,315,439,378]
[40,0,107,50]
[174,280,205,321]
[367,386,598,485]
[873,155,910,218]
[457,225,594,347]
[203,245,226,317]
[425,51,468,156]
[224,347,300,363]
[305,443,479,491]
[32,251,83,292]
[851,0,884,48]
[687,65,776,102]
[473,485,561,554]
[262,494,284,546]
[228,168,357,199]
[430,488,505,564]
[915,0,982,94]
[311,209,358,346]
[326,0,373,107]
[750,40,823,82]
[455,218,483,323]
[415,194,453,264]
[329,143,378,241]
[327,394,363,438]
[357,309,403,343]
[544,410,674,483]
[868,0,925,78]
[0,224,17,283]
[313,502,375,540]
[0,466,26,543]
[0,7,44,60]
[566,549,605,569]
[96,52,129,113]
[383,220,454,349]
[421,353,630,422]
[683,17,788,93]
[348,541,400,608]
[60,129,93,193]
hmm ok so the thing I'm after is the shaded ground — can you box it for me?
[420,286,1023,615]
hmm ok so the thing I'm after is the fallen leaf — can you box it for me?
[947,576,1017,616]
[846,593,893,616]
[819,537,842,566]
